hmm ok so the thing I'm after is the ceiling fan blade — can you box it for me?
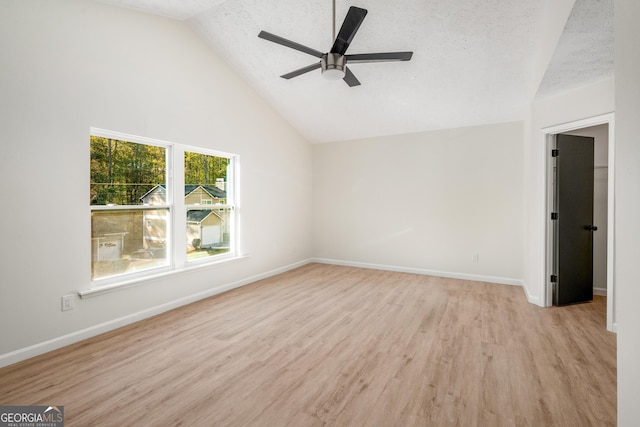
[346,52,414,63]
[343,67,361,87]
[330,6,367,55]
[258,31,324,58]
[281,62,322,79]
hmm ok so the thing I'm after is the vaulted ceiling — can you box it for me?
[95,0,614,143]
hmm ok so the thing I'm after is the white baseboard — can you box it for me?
[310,257,525,287]
[520,280,542,306]
[0,259,313,369]
[594,287,607,296]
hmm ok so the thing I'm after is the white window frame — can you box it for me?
[181,146,238,268]
[88,128,239,291]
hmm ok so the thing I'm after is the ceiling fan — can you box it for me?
[258,4,413,87]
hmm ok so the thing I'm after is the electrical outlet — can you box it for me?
[472,253,480,263]
[61,294,75,312]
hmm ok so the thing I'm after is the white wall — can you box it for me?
[614,0,640,424]
[522,78,614,305]
[0,0,312,362]
[312,122,524,284]
[563,125,608,294]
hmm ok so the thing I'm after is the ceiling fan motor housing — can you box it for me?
[321,53,346,80]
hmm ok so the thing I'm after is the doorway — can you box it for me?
[543,114,615,331]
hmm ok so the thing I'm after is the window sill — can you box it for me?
[78,254,249,299]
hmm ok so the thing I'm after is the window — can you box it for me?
[184,151,233,261]
[90,129,237,285]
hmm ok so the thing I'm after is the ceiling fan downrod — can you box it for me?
[332,0,336,42]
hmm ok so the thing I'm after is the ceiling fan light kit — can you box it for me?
[258,5,413,87]
[321,53,346,80]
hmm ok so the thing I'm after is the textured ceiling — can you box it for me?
[95,0,614,143]
[536,0,614,99]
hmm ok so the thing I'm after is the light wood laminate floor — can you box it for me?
[0,264,616,426]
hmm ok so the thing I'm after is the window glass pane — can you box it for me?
[90,133,170,282]
[184,152,231,261]
[90,136,166,206]
[91,209,170,280]
[186,207,232,260]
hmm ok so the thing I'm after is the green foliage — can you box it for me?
[192,238,202,250]
[90,137,230,206]
[90,136,166,205]
[184,151,229,186]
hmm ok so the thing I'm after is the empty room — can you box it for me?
[1,0,639,426]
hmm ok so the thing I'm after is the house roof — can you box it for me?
[187,209,222,223]
[140,184,227,201]
[95,0,613,143]
[185,184,226,199]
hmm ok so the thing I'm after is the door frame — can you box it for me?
[542,113,616,332]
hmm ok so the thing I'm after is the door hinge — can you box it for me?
[552,149,559,157]
[550,274,558,283]
[551,212,558,220]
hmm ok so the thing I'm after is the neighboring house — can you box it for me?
[91,214,130,262]
[187,209,224,248]
[140,182,227,205]
[184,182,227,205]
[140,183,228,250]
[91,232,128,262]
